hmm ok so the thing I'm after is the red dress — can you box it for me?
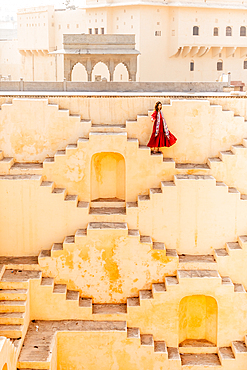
[147,110,177,148]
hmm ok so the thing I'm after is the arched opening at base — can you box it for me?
[71,63,87,81]
[113,63,129,81]
[92,62,110,81]
[2,364,8,370]
[179,295,217,347]
[91,152,125,201]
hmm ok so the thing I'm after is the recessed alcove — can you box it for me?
[91,152,125,201]
[179,295,217,347]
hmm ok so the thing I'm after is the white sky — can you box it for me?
[0,0,83,12]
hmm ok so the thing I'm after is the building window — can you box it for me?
[95,28,98,34]
[217,60,223,71]
[89,28,92,34]
[52,23,54,27]
[131,15,133,19]
[240,26,246,36]
[193,26,199,36]
[244,60,247,69]
[155,30,161,36]
[67,24,70,29]
[101,27,104,34]
[76,24,79,28]
[190,61,194,71]
[172,30,175,36]
[157,22,160,25]
[59,24,61,29]
[226,26,232,36]
[213,27,219,36]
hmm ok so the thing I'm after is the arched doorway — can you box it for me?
[179,295,217,346]
[71,62,87,81]
[91,152,125,200]
[113,63,129,81]
[2,364,8,370]
[92,62,110,81]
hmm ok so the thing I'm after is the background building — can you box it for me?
[1,0,247,82]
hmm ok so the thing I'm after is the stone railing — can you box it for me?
[0,79,226,93]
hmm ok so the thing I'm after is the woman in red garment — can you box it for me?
[147,101,177,153]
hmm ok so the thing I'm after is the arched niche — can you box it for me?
[92,62,110,81]
[2,364,8,370]
[179,295,217,346]
[113,63,129,82]
[71,62,87,82]
[91,152,125,200]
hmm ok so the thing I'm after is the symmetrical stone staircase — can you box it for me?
[1,98,247,369]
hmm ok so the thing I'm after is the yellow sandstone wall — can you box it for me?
[1,95,247,369]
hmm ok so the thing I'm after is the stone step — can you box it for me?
[0,312,25,325]
[168,347,181,361]
[0,300,26,313]
[234,283,246,293]
[140,235,152,244]
[177,269,220,280]
[53,284,67,294]
[0,270,42,289]
[179,339,217,354]
[180,353,221,366]
[218,347,235,364]
[88,222,127,231]
[221,276,234,288]
[152,283,166,295]
[66,290,79,301]
[179,254,216,270]
[79,298,92,308]
[231,144,246,154]
[93,304,127,315]
[90,124,126,132]
[219,150,234,161]
[0,289,28,300]
[91,198,125,208]
[127,297,140,307]
[0,324,23,338]
[226,242,242,255]
[154,341,167,354]
[175,163,210,175]
[165,276,179,288]
[41,277,54,287]
[238,235,247,249]
[0,157,14,171]
[139,290,153,301]
[39,250,51,258]
[214,248,229,259]
[51,243,63,255]
[127,327,140,339]
[10,163,43,175]
[0,257,39,270]
[89,207,126,215]
[140,334,154,346]
[232,341,247,356]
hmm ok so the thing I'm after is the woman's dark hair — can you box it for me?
[154,101,162,112]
